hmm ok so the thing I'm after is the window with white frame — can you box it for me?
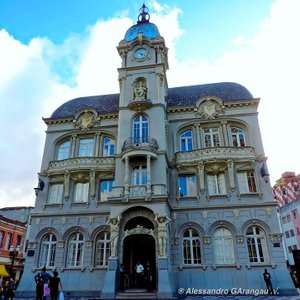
[103,137,115,157]
[213,228,235,264]
[95,232,111,267]
[57,141,71,160]
[133,115,149,143]
[39,233,57,267]
[178,175,197,197]
[180,130,193,151]
[48,183,63,204]
[74,182,89,203]
[0,230,4,248]
[204,128,220,147]
[67,232,84,267]
[182,228,201,265]
[207,173,226,196]
[246,226,269,263]
[78,138,94,157]
[133,166,147,185]
[231,127,246,147]
[5,233,12,250]
[237,170,257,193]
[100,180,115,202]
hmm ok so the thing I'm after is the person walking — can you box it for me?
[119,264,125,292]
[135,261,144,288]
[48,271,62,300]
[34,267,51,300]
[263,268,274,295]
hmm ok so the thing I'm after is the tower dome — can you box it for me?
[124,4,160,42]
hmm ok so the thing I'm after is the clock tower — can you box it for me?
[113,4,170,201]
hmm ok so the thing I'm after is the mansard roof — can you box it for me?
[51,82,253,118]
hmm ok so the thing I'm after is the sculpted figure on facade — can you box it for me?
[134,79,147,100]
[155,213,171,257]
[107,214,121,257]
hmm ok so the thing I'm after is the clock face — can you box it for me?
[134,48,148,59]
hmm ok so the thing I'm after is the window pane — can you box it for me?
[95,232,111,266]
[179,175,196,197]
[182,229,201,265]
[74,183,89,203]
[103,137,115,157]
[180,130,193,151]
[57,141,70,160]
[100,180,115,202]
[48,184,63,204]
[78,138,94,157]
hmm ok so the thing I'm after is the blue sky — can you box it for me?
[0,0,299,208]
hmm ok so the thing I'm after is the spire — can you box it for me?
[137,3,150,23]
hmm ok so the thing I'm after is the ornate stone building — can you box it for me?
[18,5,294,298]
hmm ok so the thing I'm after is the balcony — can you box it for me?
[175,146,255,166]
[47,157,115,175]
[127,98,152,111]
[121,137,159,159]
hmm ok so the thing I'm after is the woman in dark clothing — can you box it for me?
[48,271,62,300]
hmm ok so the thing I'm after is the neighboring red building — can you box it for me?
[273,172,300,267]
[0,215,26,280]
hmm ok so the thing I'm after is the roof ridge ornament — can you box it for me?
[137,3,150,23]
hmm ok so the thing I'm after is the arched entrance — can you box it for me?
[122,216,156,290]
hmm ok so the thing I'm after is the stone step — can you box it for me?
[116,290,156,299]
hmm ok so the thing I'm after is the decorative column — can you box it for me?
[64,171,70,199]
[195,123,201,149]
[70,134,77,158]
[221,121,229,146]
[197,162,205,193]
[95,133,100,157]
[146,155,151,198]
[227,159,235,191]
[90,170,96,197]
[124,157,129,198]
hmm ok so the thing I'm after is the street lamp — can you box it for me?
[9,245,20,278]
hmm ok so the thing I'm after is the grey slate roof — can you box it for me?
[51,82,253,118]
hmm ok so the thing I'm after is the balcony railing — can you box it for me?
[175,146,255,166]
[47,157,115,175]
[121,137,159,153]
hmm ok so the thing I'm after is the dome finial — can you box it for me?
[137,3,150,23]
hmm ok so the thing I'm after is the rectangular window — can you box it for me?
[293,245,297,250]
[288,246,293,253]
[282,216,286,224]
[285,231,290,238]
[48,183,63,204]
[78,138,94,157]
[6,233,12,250]
[297,227,300,235]
[203,128,220,147]
[100,180,115,202]
[237,170,257,193]
[179,175,197,197]
[0,230,4,248]
[207,173,226,196]
[290,229,295,237]
[287,215,291,222]
[74,182,89,203]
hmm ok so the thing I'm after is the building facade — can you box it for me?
[0,215,26,281]
[18,5,294,298]
[273,172,300,266]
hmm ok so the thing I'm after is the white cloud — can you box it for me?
[0,0,299,208]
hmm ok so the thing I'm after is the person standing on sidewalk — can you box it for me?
[263,268,274,295]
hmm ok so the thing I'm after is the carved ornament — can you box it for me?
[74,110,98,131]
[195,98,224,119]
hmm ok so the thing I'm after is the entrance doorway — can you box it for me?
[123,234,156,290]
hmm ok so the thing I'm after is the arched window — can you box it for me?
[57,141,70,160]
[67,232,84,267]
[231,127,246,147]
[39,233,57,267]
[213,228,235,264]
[246,226,269,263]
[103,137,115,157]
[95,232,111,267]
[133,115,149,143]
[133,166,147,185]
[180,130,193,151]
[182,228,201,265]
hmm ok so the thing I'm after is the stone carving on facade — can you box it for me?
[74,110,98,131]
[124,225,154,238]
[107,214,121,257]
[236,235,244,244]
[133,79,147,100]
[203,236,211,244]
[269,234,282,243]
[155,213,171,257]
[195,98,224,119]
